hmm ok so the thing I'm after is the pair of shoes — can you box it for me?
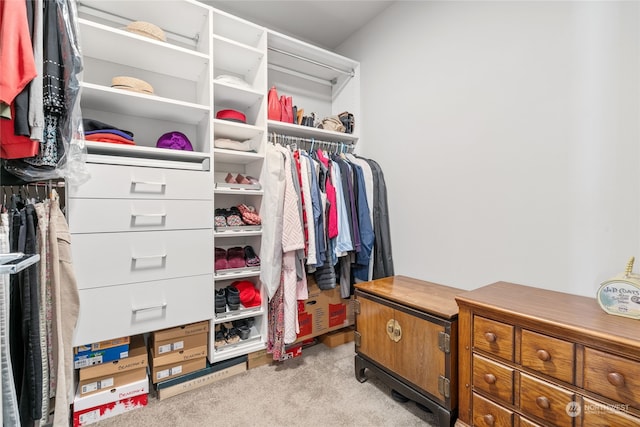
[214,322,241,348]
[232,318,254,340]
[225,173,259,186]
[215,207,245,227]
[231,280,262,308]
[215,247,246,271]
[226,285,240,310]
[237,204,261,225]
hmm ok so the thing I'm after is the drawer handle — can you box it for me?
[132,180,166,187]
[482,414,495,426]
[484,332,497,343]
[607,372,625,387]
[483,373,497,385]
[132,302,167,313]
[131,213,167,218]
[535,396,550,409]
[536,349,551,361]
[131,254,167,261]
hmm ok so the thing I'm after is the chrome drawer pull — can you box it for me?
[131,302,167,313]
[607,372,625,387]
[131,254,167,260]
[132,180,166,187]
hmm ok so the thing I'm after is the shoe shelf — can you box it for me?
[213,123,264,148]
[214,267,260,281]
[214,305,263,323]
[214,332,264,355]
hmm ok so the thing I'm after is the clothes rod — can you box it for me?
[268,47,355,79]
[268,64,333,87]
[269,133,355,153]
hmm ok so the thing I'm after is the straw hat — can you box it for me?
[125,21,166,42]
[111,76,154,95]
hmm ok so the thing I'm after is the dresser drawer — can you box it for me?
[472,392,514,427]
[581,397,639,427]
[583,347,640,410]
[473,316,514,361]
[69,199,213,233]
[72,274,213,346]
[519,373,575,426]
[521,329,575,384]
[473,354,514,404]
[72,229,213,289]
[68,163,211,199]
[518,416,544,427]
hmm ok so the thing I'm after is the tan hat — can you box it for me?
[125,21,166,42]
[111,76,154,95]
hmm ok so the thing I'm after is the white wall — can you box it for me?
[338,1,640,296]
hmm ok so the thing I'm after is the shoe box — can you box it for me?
[73,376,149,426]
[149,321,209,384]
[73,336,131,369]
[295,277,355,343]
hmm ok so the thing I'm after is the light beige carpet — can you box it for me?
[92,341,438,426]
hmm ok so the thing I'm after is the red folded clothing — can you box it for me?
[85,132,135,145]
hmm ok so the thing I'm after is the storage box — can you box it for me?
[77,367,147,397]
[151,320,209,343]
[150,343,207,367]
[73,393,147,427]
[79,335,147,381]
[75,336,130,353]
[319,327,355,348]
[295,278,354,342]
[150,331,208,357]
[247,349,273,370]
[150,356,207,384]
[73,376,149,412]
[73,344,130,370]
[279,344,303,361]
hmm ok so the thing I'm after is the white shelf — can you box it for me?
[267,120,358,144]
[79,18,209,82]
[212,10,265,49]
[213,120,264,145]
[215,229,263,238]
[80,82,210,125]
[84,141,211,165]
[214,81,263,113]
[213,35,264,78]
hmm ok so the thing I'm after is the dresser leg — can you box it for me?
[354,354,368,383]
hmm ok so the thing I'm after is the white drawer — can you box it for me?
[69,199,213,233]
[68,163,212,199]
[72,274,213,346]
[71,229,213,289]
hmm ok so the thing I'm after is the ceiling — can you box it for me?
[205,1,396,50]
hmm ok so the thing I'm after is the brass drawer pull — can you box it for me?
[483,373,497,384]
[482,414,495,426]
[535,396,550,409]
[607,372,625,387]
[484,332,497,343]
[536,349,551,361]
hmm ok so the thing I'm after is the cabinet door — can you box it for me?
[356,295,395,369]
[394,309,446,403]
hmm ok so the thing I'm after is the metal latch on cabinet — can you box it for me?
[438,331,451,353]
[438,375,451,398]
[354,331,361,347]
[354,299,361,315]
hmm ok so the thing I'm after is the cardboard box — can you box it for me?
[295,278,354,342]
[79,335,147,381]
[150,343,207,367]
[75,336,130,353]
[152,320,209,343]
[319,327,355,348]
[151,356,206,384]
[77,367,147,397]
[247,348,273,370]
[73,376,149,412]
[156,361,246,400]
[151,330,208,357]
[279,344,302,361]
[73,344,130,370]
[73,393,147,427]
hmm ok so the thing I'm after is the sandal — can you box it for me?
[225,173,237,184]
[237,204,261,225]
[214,325,227,348]
[226,207,245,227]
[223,322,240,344]
[244,245,260,267]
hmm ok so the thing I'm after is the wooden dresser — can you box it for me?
[455,281,640,427]
[354,276,462,427]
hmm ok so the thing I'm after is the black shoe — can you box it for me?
[226,285,240,310]
[215,288,227,313]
